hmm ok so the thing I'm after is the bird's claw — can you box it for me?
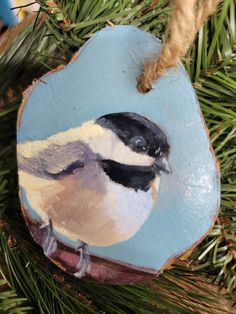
[74,241,90,278]
[41,221,89,278]
[41,218,58,257]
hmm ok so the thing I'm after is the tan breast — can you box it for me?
[19,164,130,246]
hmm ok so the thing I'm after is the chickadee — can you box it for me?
[18,112,170,277]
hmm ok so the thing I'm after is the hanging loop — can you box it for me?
[137,0,220,93]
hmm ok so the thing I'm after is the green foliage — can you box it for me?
[185,0,236,298]
[0,230,233,314]
[0,0,235,313]
[0,276,33,313]
[37,0,170,48]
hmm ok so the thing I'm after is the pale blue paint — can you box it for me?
[0,0,17,25]
[20,188,43,223]
[18,26,220,270]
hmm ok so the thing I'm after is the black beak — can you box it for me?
[153,155,171,174]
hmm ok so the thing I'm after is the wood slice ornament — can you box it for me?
[17,26,220,284]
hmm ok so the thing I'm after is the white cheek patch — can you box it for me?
[88,129,155,166]
[18,121,155,167]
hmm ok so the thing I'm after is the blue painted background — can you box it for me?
[18,26,220,270]
[0,0,17,26]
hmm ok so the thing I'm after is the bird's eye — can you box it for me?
[129,136,147,152]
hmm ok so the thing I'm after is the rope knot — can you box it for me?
[137,0,219,93]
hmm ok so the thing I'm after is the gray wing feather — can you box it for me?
[18,141,98,178]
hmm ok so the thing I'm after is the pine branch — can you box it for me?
[0,276,33,314]
[35,0,169,47]
[0,227,234,314]
[185,0,236,298]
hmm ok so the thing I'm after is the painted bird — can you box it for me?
[18,112,170,277]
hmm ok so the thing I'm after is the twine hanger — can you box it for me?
[137,0,220,93]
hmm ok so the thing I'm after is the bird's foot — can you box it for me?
[74,241,90,278]
[40,218,58,257]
